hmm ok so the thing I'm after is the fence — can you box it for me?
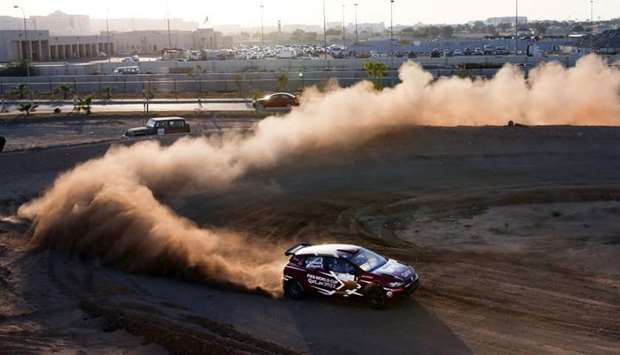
[0,67,505,97]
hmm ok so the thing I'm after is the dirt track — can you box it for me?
[0,126,619,354]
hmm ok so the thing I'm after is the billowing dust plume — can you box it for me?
[18,55,620,295]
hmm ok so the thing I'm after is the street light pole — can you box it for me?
[354,3,359,43]
[323,0,327,63]
[390,0,394,86]
[106,8,111,63]
[13,5,30,92]
[342,4,346,48]
[166,1,172,48]
[260,3,264,46]
[590,0,594,51]
[514,0,518,55]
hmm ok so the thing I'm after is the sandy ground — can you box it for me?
[0,125,619,354]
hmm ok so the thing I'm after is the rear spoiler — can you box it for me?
[285,243,312,256]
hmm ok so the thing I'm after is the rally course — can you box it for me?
[0,125,619,354]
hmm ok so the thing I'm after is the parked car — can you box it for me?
[495,46,510,55]
[283,243,419,309]
[113,66,141,75]
[124,117,190,137]
[253,93,299,110]
[430,48,442,58]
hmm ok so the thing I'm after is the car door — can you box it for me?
[263,95,276,108]
[156,120,168,135]
[303,256,339,296]
[169,120,182,134]
[325,257,364,297]
[272,94,287,108]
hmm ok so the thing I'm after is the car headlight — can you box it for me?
[387,281,405,288]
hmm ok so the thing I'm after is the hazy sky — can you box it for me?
[2,0,617,26]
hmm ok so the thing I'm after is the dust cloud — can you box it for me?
[17,55,620,294]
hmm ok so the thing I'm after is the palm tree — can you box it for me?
[54,84,74,100]
[73,95,93,114]
[17,102,38,116]
[103,86,113,101]
[276,73,289,91]
[363,61,388,90]
[13,84,28,99]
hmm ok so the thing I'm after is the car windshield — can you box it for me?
[146,119,156,128]
[348,248,387,272]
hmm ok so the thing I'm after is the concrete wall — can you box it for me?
[28,53,620,77]
[2,54,618,95]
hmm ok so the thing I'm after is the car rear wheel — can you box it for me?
[256,103,264,111]
[284,280,305,300]
[366,288,387,309]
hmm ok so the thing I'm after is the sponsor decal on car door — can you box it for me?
[304,256,340,295]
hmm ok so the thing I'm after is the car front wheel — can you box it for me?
[284,280,305,300]
[366,288,387,309]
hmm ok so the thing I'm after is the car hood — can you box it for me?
[371,259,414,281]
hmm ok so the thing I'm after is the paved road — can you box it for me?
[0,116,258,152]
[0,101,254,115]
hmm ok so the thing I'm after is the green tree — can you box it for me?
[103,86,113,100]
[363,61,388,90]
[276,73,289,91]
[54,84,73,100]
[325,28,342,36]
[12,84,28,99]
[234,74,244,97]
[73,95,93,114]
[17,102,38,116]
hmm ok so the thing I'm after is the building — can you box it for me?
[486,17,528,26]
[111,30,193,55]
[30,11,92,36]
[1,11,198,35]
[90,18,198,34]
[346,22,386,34]
[0,30,113,62]
[111,29,233,55]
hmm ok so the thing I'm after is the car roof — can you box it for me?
[295,244,361,257]
[149,116,186,121]
[270,92,295,97]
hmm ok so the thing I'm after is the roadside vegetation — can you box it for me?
[363,61,388,90]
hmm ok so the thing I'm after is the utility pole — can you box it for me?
[515,0,518,55]
[13,5,30,94]
[590,0,594,51]
[323,0,328,64]
[106,8,111,63]
[342,4,346,48]
[166,1,172,48]
[354,3,359,43]
[390,0,394,86]
[260,3,264,46]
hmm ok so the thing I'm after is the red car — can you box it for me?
[283,243,419,308]
[253,92,299,110]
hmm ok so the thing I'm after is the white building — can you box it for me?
[0,30,113,62]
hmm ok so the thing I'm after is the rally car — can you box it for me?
[283,243,419,309]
